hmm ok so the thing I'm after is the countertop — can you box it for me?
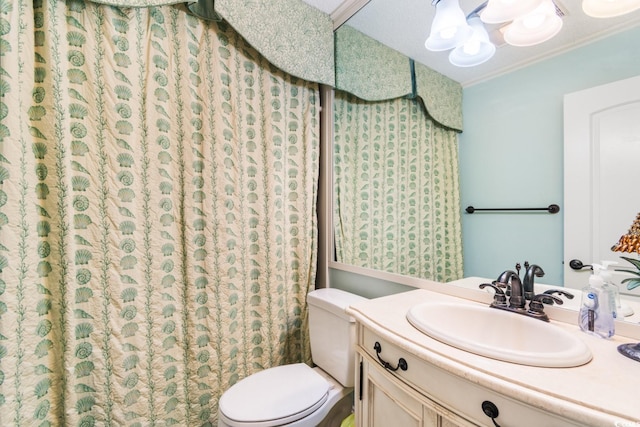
[347,288,640,426]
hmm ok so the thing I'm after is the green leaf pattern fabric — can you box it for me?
[0,0,318,425]
[334,25,464,132]
[334,91,463,282]
[215,0,335,87]
[334,25,413,102]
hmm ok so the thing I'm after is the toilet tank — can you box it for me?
[307,288,367,387]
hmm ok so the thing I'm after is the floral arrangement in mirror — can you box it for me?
[611,211,640,290]
[611,211,640,362]
[616,257,640,291]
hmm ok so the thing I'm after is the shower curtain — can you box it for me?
[0,0,319,425]
[334,91,463,282]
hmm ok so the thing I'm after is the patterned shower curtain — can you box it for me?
[334,91,463,282]
[0,0,319,425]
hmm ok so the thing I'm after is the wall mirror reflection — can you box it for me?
[333,90,463,282]
[310,0,640,319]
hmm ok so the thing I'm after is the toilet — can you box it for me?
[218,288,366,427]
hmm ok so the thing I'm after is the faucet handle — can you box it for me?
[531,294,563,305]
[543,289,574,300]
[491,279,507,289]
[479,283,507,307]
[527,294,563,321]
[492,279,511,297]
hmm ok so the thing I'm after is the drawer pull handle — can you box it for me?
[481,401,501,427]
[373,341,408,372]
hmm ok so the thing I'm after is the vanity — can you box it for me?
[346,284,640,427]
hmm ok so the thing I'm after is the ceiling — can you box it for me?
[303,0,640,86]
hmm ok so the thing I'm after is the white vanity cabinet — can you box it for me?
[358,348,478,427]
[347,288,640,427]
[355,327,583,427]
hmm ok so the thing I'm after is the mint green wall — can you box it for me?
[459,26,640,286]
[329,268,415,298]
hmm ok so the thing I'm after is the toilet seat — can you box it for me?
[218,363,330,427]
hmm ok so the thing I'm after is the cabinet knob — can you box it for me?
[481,401,501,427]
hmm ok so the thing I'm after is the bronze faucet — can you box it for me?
[523,264,545,300]
[496,270,525,309]
[480,266,572,322]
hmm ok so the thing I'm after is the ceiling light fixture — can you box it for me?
[425,0,560,68]
[449,14,496,66]
[502,0,563,46]
[425,0,474,51]
[480,0,543,23]
[425,0,640,68]
[582,0,640,18]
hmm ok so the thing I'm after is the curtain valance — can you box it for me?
[334,25,463,132]
[83,0,460,129]
[334,25,413,102]
[87,0,336,86]
[214,0,334,86]
[414,61,463,132]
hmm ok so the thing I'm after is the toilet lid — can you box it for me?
[219,363,330,426]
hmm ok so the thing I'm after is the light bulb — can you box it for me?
[449,15,496,67]
[463,40,481,55]
[522,12,546,29]
[439,26,459,39]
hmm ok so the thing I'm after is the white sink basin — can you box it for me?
[407,301,592,367]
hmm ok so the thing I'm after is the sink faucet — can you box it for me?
[495,270,525,310]
[523,264,545,300]
[481,266,571,322]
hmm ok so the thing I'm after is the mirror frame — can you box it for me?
[318,94,640,339]
[316,2,640,337]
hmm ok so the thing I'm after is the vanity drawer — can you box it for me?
[360,327,584,427]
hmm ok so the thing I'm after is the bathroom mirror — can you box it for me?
[325,0,640,319]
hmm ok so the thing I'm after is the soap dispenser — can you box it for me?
[599,261,620,319]
[600,260,634,318]
[578,264,615,338]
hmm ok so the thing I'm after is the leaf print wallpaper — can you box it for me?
[334,91,464,282]
[0,0,318,425]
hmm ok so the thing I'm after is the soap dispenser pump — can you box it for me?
[578,264,615,338]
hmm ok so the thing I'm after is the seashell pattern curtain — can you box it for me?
[333,91,463,282]
[0,0,318,425]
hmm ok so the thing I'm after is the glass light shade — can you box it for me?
[425,0,474,51]
[582,0,640,18]
[503,0,563,46]
[480,0,543,24]
[449,16,496,67]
